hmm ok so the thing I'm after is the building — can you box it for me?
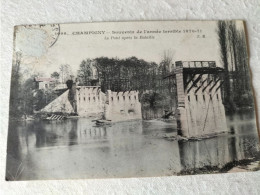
[34,77,57,90]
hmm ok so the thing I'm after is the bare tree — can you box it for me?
[59,64,73,83]
[160,50,174,74]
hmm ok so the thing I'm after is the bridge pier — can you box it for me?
[174,61,227,138]
[175,62,189,136]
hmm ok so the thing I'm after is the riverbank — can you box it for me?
[177,153,260,175]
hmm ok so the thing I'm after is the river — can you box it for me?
[6,111,260,180]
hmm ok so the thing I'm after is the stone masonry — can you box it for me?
[175,61,227,137]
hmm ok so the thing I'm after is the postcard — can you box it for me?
[6,20,259,180]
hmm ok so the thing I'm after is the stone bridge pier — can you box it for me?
[173,61,227,138]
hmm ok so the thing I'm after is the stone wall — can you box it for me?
[104,90,142,122]
[175,63,227,138]
[76,86,105,116]
[41,86,142,121]
[183,75,227,137]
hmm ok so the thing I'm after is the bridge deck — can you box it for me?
[164,67,225,79]
[182,67,224,74]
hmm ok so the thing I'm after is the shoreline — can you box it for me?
[177,156,260,176]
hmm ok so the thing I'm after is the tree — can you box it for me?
[141,92,165,109]
[217,21,233,110]
[78,56,176,119]
[77,59,93,85]
[9,52,23,118]
[59,64,73,83]
[21,77,36,114]
[51,71,60,79]
[160,50,174,73]
[218,21,253,110]
[230,25,253,106]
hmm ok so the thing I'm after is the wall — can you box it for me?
[185,74,227,137]
[176,70,227,138]
[38,81,52,90]
[76,86,105,116]
[40,86,141,121]
[105,90,142,122]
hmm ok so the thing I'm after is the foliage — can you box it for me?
[21,77,35,114]
[217,21,253,111]
[51,71,60,79]
[141,92,166,108]
[9,52,23,118]
[33,89,45,111]
[93,56,169,93]
[217,21,231,105]
[77,59,94,85]
[33,88,59,111]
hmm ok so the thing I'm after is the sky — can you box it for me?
[14,20,245,78]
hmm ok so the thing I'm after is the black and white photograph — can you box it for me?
[6,20,260,181]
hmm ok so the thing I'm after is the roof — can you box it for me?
[34,77,56,82]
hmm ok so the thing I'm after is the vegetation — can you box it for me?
[77,59,94,85]
[217,21,253,112]
[51,71,60,79]
[9,52,22,118]
[77,56,174,94]
[9,22,253,120]
[9,53,65,119]
[76,55,176,119]
[59,64,73,83]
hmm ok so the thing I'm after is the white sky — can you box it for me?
[14,20,245,78]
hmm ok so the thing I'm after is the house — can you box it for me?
[34,77,57,90]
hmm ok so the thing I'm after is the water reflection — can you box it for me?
[6,111,260,180]
[68,120,78,146]
[178,134,259,172]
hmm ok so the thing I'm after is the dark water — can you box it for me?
[6,111,259,180]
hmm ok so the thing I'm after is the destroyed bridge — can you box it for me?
[165,61,227,138]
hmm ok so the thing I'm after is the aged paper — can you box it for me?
[6,20,259,181]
